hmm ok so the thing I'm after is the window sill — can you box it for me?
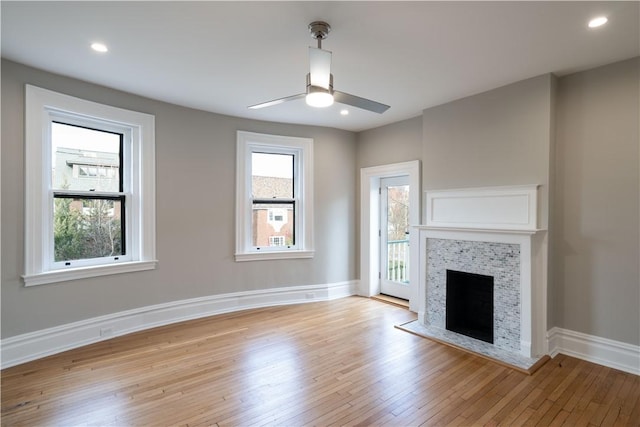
[22,260,158,286]
[235,250,314,262]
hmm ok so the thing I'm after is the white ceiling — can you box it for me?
[2,1,638,132]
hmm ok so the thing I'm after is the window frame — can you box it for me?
[235,131,314,261]
[50,119,129,269]
[23,85,157,286]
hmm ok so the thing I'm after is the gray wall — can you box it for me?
[3,57,639,348]
[359,59,639,346]
[422,74,555,229]
[421,73,555,349]
[1,59,357,338]
[355,115,423,274]
[356,116,423,169]
[553,57,639,345]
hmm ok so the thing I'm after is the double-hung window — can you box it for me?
[235,131,313,261]
[23,85,156,285]
[51,121,126,267]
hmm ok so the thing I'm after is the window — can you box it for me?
[269,236,286,246]
[236,131,313,261]
[24,85,156,286]
[73,164,118,179]
[52,123,124,265]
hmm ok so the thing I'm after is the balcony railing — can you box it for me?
[387,239,409,284]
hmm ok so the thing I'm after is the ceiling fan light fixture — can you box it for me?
[248,20,389,114]
[306,90,334,108]
[305,73,334,108]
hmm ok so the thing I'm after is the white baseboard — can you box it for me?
[547,327,640,375]
[1,281,358,369]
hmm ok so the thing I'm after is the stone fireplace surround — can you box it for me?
[410,185,547,367]
[426,238,520,352]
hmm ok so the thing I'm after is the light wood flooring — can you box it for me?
[2,297,639,426]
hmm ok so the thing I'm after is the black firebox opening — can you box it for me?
[446,270,494,344]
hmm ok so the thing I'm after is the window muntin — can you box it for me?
[236,131,313,261]
[24,85,157,286]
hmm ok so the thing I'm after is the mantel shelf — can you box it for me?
[412,225,546,236]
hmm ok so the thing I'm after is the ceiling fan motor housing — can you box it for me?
[308,21,331,40]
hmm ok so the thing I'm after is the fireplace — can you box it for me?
[411,185,546,361]
[424,238,521,352]
[446,270,494,344]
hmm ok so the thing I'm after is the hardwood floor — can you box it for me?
[2,297,639,426]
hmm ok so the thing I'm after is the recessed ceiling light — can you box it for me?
[91,42,108,53]
[340,109,349,116]
[588,16,608,28]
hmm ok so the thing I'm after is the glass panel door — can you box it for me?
[380,176,410,300]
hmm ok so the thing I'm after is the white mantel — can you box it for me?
[425,184,539,231]
[412,185,547,358]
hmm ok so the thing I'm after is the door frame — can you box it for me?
[360,160,420,311]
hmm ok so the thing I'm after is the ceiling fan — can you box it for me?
[248,21,390,114]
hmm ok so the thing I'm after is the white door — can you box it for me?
[380,176,410,300]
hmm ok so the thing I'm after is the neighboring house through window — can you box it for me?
[235,131,314,261]
[23,85,157,286]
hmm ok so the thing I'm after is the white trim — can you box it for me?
[235,250,314,262]
[235,131,313,261]
[360,160,420,311]
[426,185,539,231]
[0,281,358,369]
[22,260,158,287]
[548,327,640,375]
[23,85,156,285]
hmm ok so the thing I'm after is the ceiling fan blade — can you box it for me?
[309,47,332,89]
[248,93,306,109]
[333,91,390,114]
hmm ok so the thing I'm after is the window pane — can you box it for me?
[252,202,294,247]
[52,122,121,192]
[54,197,124,262]
[386,184,410,284]
[387,185,410,241]
[251,153,293,199]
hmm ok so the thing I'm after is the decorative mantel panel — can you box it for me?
[425,184,539,231]
[413,185,546,360]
